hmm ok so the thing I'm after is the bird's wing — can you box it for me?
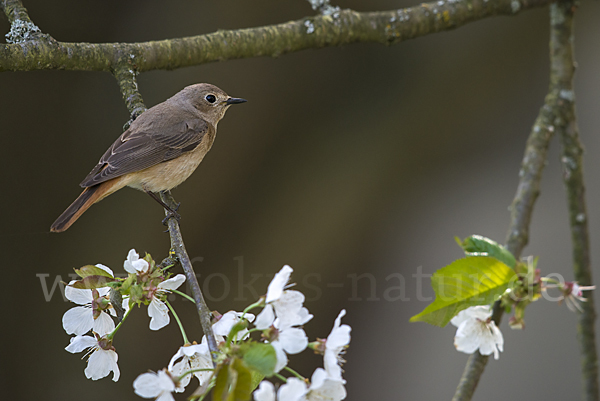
[80,118,209,188]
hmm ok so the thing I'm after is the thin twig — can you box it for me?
[552,1,599,399]
[1,0,32,24]
[113,64,146,123]
[1,0,555,72]
[451,0,584,397]
[452,83,557,401]
[160,191,219,365]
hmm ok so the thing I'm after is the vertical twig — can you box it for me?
[452,0,588,398]
[552,1,599,399]
[452,88,557,401]
[1,0,32,24]
[113,62,146,123]
[160,191,219,364]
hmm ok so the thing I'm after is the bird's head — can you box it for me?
[180,83,246,125]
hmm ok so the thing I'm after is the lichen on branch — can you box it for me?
[1,0,555,72]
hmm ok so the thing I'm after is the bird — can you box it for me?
[50,83,246,232]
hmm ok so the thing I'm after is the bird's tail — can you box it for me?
[50,181,115,232]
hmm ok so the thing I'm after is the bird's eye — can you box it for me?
[205,94,216,103]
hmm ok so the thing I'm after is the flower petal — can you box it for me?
[213,311,247,337]
[326,310,351,349]
[158,274,186,291]
[453,310,503,360]
[170,359,191,392]
[134,370,175,398]
[63,306,94,335]
[148,298,170,330]
[85,348,120,381]
[188,349,213,385]
[93,311,116,336]
[273,290,305,329]
[255,304,275,330]
[95,263,114,277]
[451,305,491,327]
[296,307,313,326]
[271,341,288,373]
[168,343,209,372]
[278,327,308,355]
[65,335,97,353]
[65,282,93,305]
[254,380,276,401]
[156,393,176,401]
[124,249,149,274]
[324,348,342,380]
[308,368,346,400]
[278,377,308,401]
[266,265,293,303]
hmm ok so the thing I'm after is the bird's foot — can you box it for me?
[162,210,181,227]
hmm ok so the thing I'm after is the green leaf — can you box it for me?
[70,275,117,289]
[74,265,114,279]
[212,364,229,401]
[227,322,247,343]
[212,359,252,401]
[456,235,516,268]
[242,343,277,377]
[409,256,517,327]
[250,372,265,393]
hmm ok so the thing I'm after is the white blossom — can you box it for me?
[256,265,312,330]
[133,369,176,401]
[124,249,149,274]
[266,265,293,303]
[451,306,504,360]
[65,335,120,381]
[168,342,212,389]
[213,311,255,341]
[254,380,277,401]
[253,371,346,401]
[271,324,309,372]
[306,368,346,401]
[323,310,351,379]
[279,378,309,401]
[148,274,186,330]
[256,266,313,372]
[253,378,308,401]
[62,264,115,336]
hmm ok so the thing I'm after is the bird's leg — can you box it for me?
[143,189,181,225]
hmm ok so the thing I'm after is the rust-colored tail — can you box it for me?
[51,181,116,232]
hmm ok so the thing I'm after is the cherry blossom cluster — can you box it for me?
[62,250,351,401]
[63,250,186,381]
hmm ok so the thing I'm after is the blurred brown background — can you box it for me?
[1,0,599,399]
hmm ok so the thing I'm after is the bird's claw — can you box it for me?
[162,210,181,227]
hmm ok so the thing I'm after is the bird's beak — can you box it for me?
[225,97,247,105]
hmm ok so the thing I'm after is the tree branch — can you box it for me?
[113,64,146,124]
[452,74,557,401]
[1,0,555,72]
[452,0,587,397]
[160,191,219,365]
[552,1,599,399]
[2,0,32,24]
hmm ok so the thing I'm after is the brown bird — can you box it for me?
[51,83,246,232]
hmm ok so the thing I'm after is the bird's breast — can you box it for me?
[125,133,215,192]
